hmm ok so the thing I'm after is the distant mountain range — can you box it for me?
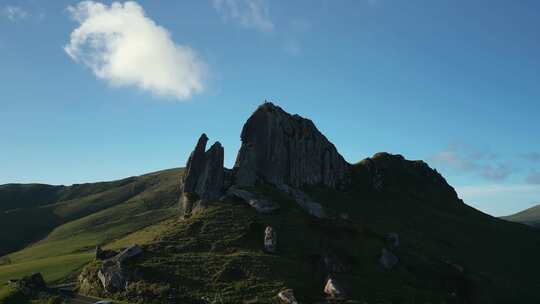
[501,203,540,228]
[1,102,540,303]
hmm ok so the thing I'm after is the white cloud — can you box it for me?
[65,1,206,100]
[212,0,274,32]
[2,5,29,21]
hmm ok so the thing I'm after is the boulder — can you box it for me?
[277,289,298,304]
[233,102,349,189]
[324,277,346,299]
[379,248,398,270]
[226,187,279,213]
[180,134,225,216]
[264,226,277,253]
[278,184,326,218]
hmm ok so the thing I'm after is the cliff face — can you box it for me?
[233,102,350,188]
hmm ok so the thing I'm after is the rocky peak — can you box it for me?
[360,152,459,202]
[180,134,225,216]
[233,102,350,188]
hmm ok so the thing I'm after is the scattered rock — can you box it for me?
[277,184,326,218]
[324,277,346,299]
[226,187,279,213]
[379,248,398,270]
[386,233,399,249]
[277,289,298,304]
[233,102,350,188]
[264,226,277,253]
[180,134,225,216]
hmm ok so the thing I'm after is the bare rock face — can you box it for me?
[233,102,350,189]
[180,134,225,216]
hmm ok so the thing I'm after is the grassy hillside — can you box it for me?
[501,203,540,227]
[3,155,540,303]
[0,168,183,284]
[74,154,540,303]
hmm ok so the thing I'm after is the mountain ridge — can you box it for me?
[1,102,540,303]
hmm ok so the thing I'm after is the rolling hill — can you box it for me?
[0,168,182,285]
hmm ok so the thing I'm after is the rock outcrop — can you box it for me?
[98,260,127,292]
[180,134,225,216]
[233,102,349,188]
[277,184,326,218]
[226,186,279,213]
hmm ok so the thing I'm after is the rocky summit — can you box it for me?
[233,102,350,188]
[179,101,351,217]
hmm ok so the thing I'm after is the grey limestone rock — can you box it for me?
[226,187,279,213]
[180,134,225,216]
[233,102,349,189]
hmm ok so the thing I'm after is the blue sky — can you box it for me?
[1,0,539,216]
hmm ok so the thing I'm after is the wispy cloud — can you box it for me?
[1,5,29,21]
[430,144,514,181]
[526,171,540,185]
[212,0,274,32]
[65,1,207,101]
[522,152,540,162]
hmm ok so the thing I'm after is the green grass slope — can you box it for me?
[75,154,540,303]
[501,203,540,227]
[0,168,183,284]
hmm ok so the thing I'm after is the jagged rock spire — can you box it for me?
[180,134,225,216]
[233,102,350,188]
